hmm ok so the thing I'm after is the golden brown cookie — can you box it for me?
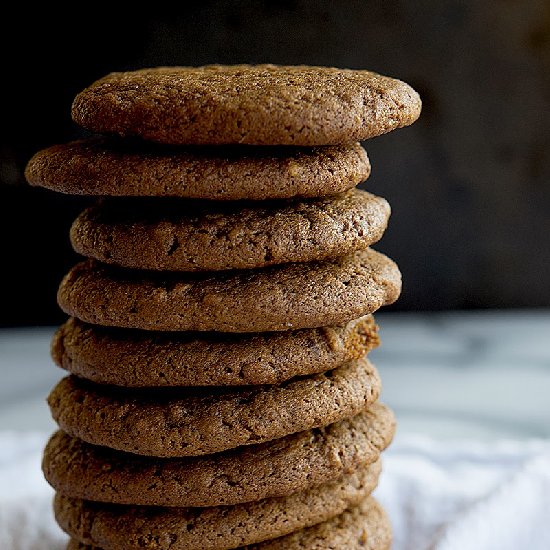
[71,65,421,146]
[48,359,380,457]
[69,190,390,271]
[55,461,380,550]
[65,496,391,550]
[43,403,395,507]
[51,315,379,387]
[57,249,401,332]
[25,138,370,200]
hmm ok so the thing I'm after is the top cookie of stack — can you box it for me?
[27,65,420,550]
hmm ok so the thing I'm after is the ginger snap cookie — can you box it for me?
[52,315,379,387]
[57,249,401,332]
[25,138,370,200]
[43,403,395,507]
[55,461,380,550]
[71,65,421,146]
[69,190,390,271]
[48,359,380,457]
[66,496,391,550]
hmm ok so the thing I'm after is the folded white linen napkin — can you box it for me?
[2,432,550,550]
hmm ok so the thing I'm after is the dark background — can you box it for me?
[1,1,549,326]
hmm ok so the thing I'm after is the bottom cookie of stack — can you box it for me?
[66,497,391,550]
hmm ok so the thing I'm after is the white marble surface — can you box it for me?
[371,310,550,440]
[1,310,549,439]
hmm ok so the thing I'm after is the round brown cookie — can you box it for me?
[70,190,390,271]
[57,249,401,332]
[43,403,395,507]
[65,496,391,550]
[55,461,381,550]
[48,359,381,457]
[52,315,379,387]
[25,138,370,200]
[71,65,421,146]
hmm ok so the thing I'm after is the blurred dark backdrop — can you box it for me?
[1,1,549,326]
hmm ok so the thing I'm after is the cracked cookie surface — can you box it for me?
[57,249,401,332]
[48,359,381,457]
[43,403,395,507]
[66,496,391,550]
[70,190,390,271]
[55,462,380,550]
[52,315,379,387]
[71,65,421,146]
[25,138,370,199]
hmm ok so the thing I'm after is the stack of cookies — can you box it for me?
[25,65,421,550]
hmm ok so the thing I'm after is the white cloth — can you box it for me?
[1,432,550,550]
[0,433,65,550]
[376,436,550,550]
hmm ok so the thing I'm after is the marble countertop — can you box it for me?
[1,310,549,440]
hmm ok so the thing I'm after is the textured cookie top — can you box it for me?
[57,249,401,332]
[43,403,395,507]
[52,315,379,387]
[25,138,370,200]
[66,497,391,550]
[70,190,390,271]
[71,65,421,146]
[55,462,380,550]
[48,359,380,457]
[248,497,391,550]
